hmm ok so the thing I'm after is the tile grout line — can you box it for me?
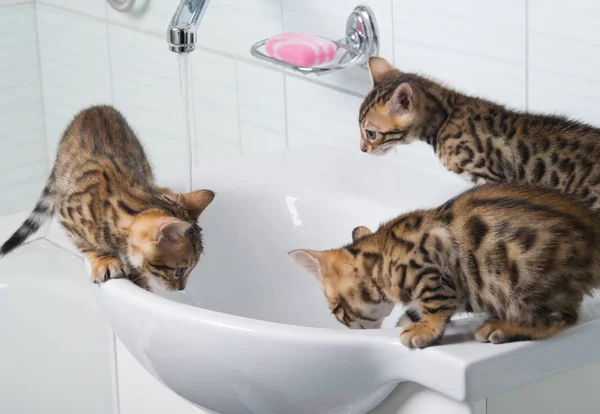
[105,3,116,105]
[105,6,120,411]
[282,72,290,149]
[32,0,52,217]
[108,330,121,414]
[390,0,396,66]
[234,61,243,157]
[525,0,530,112]
[279,0,290,148]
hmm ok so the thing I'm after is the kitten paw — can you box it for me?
[475,320,531,344]
[89,256,126,284]
[400,323,441,349]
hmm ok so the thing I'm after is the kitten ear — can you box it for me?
[178,189,215,220]
[288,249,323,279]
[352,226,373,242]
[390,82,414,117]
[157,220,191,251]
[368,56,395,85]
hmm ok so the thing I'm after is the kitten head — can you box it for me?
[359,57,421,156]
[288,226,394,329]
[126,189,214,291]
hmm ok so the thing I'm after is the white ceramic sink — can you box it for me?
[93,146,600,414]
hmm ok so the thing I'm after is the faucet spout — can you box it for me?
[167,0,211,53]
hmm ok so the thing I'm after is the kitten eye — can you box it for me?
[365,129,377,140]
[175,267,187,278]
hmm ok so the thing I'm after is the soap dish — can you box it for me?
[250,5,379,76]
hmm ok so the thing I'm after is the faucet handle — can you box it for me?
[250,5,379,76]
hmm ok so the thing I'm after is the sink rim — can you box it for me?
[96,269,600,404]
[94,276,395,341]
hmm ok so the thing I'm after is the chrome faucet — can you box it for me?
[167,0,211,53]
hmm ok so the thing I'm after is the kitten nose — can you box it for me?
[361,146,368,153]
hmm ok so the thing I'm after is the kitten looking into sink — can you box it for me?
[0,105,214,292]
[289,183,600,348]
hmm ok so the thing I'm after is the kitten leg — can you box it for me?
[475,318,577,344]
[85,252,126,284]
[400,308,456,348]
[400,289,457,348]
[396,307,452,328]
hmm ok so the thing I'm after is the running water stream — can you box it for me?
[177,52,196,193]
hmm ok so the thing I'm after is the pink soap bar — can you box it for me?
[265,32,337,67]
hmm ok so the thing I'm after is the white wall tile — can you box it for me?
[38,0,106,19]
[109,24,188,184]
[528,72,600,125]
[191,50,241,165]
[37,4,112,163]
[197,0,282,58]
[393,0,527,110]
[285,76,361,149]
[237,62,286,156]
[282,0,394,95]
[107,0,178,36]
[529,0,600,125]
[0,4,46,214]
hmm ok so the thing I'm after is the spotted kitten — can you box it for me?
[0,105,214,292]
[359,57,600,209]
[289,184,600,348]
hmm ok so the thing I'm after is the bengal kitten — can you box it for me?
[359,57,600,209]
[289,184,600,348]
[0,105,214,292]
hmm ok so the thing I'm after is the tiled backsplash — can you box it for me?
[2,0,600,215]
[0,3,46,215]
[37,3,113,163]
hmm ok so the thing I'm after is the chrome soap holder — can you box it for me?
[250,5,379,76]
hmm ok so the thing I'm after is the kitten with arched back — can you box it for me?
[0,105,214,292]
[289,184,600,348]
[359,57,600,210]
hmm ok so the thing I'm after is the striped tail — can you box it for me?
[0,170,56,256]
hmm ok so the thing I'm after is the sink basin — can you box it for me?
[93,146,600,414]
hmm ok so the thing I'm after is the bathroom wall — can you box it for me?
[32,0,600,194]
[6,0,600,413]
[4,0,599,209]
[0,1,47,215]
[34,0,509,194]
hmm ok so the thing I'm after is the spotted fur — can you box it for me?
[0,105,215,291]
[359,57,600,209]
[290,184,600,348]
